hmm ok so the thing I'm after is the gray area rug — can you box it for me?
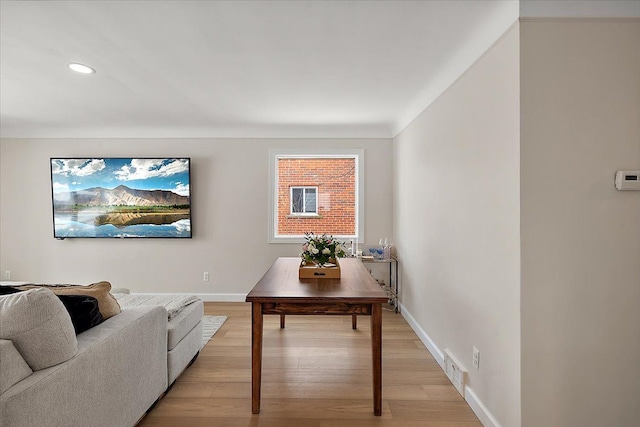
[201,315,227,348]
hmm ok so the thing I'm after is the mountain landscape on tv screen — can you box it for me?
[53,185,189,207]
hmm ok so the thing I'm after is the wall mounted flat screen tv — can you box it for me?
[50,158,192,238]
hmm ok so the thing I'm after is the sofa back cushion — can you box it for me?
[0,288,78,370]
[0,339,33,394]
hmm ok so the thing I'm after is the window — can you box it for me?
[269,148,364,243]
[290,187,318,215]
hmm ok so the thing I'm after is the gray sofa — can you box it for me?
[0,288,204,427]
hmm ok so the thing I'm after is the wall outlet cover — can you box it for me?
[443,348,466,398]
[472,346,480,370]
[615,171,640,190]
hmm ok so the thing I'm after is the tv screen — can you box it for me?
[50,158,192,238]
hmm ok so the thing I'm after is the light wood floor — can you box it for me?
[138,302,481,427]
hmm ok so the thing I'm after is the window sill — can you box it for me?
[286,214,323,219]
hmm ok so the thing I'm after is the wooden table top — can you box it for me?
[246,257,389,304]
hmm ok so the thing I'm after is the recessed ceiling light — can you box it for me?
[68,63,96,74]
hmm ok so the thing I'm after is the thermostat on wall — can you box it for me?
[615,171,640,191]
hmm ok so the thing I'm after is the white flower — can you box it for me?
[311,247,319,254]
[335,244,343,253]
[322,248,331,255]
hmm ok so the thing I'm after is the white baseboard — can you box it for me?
[129,292,247,302]
[399,303,502,427]
[195,293,247,302]
[399,302,445,369]
[464,385,502,427]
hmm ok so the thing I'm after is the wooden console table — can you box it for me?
[245,257,388,415]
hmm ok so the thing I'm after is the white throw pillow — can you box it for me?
[0,288,78,370]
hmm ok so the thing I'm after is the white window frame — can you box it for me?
[268,148,364,244]
[290,186,319,215]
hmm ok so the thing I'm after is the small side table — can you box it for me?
[359,256,399,313]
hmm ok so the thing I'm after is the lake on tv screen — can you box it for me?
[54,212,191,238]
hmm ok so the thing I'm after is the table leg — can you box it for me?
[352,314,357,329]
[251,302,263,414]
[371,303,382,416]
[280,313,285,329]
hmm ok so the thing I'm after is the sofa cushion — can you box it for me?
[0,288,78,370]
[0,339,33,394]
[17,281,121,319]
[167,299,204,350]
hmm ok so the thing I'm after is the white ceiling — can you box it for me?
[0,0,522,139]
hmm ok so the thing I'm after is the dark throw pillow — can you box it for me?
[56,295,104,334]
[0,286,21,295]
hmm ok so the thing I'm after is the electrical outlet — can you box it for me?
[203,272,210,282]
[472,347,480,370]
[4,270,11,280]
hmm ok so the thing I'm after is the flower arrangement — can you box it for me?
[300,232,346,267]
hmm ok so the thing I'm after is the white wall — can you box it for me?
[393,25,521,427]
[520,20,640,427]
[0,138,393,297]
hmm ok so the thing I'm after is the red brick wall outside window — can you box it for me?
[277,157,356,236]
